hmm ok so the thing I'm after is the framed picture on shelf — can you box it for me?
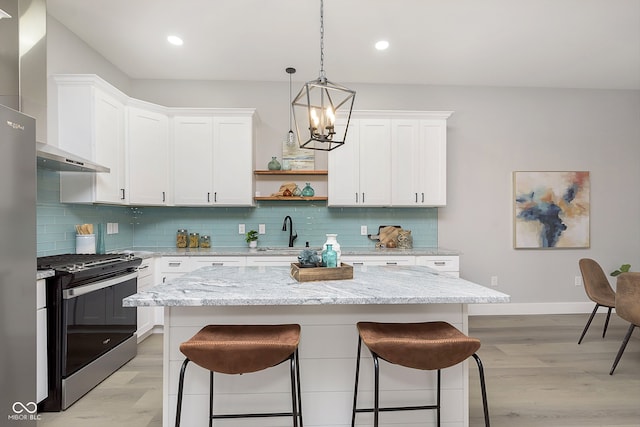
[513,171,590,249]
[282,139,315,170]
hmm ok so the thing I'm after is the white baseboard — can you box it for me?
[469,301,602,316]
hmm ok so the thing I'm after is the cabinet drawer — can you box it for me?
[137,259,154,279]
[415,256,459,272]
[158,257,192,273]
[192,256,246,268]
[341,256,414,266]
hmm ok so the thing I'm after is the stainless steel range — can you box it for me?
[37,253,142,411]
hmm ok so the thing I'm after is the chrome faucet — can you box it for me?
[282,215,297,247]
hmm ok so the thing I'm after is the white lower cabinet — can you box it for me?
[136,258,157,341]
[36,279,48,403]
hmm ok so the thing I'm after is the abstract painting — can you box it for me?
[513,171,590,249]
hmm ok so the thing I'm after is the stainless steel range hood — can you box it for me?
[1,0,110,173]
[36,142,110,172]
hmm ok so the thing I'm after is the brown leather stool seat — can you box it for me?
[175,324,303,427]
[351,321,490,427]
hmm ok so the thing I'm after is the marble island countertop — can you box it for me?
[123,264,509,307]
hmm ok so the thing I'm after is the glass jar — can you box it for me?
[189,232,200,248]
[292,184,302,197]
[324,244,338,268]
[323,233,341,263]
[176,229,188,248]
[301,182,315,197]
[200,235,211,248]
[267,156,281,170]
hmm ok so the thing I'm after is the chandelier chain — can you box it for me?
[319,0,325,79]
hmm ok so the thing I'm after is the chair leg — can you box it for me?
[351,336,363,427]
[602,307,613,338]
[436,369,441,427]
[289,353,299,427]
[175,358,190,427]
[578,304,600,344]
[472,354,491,427]
[610,324,636,375]
[295,349,303,427]
[209,371,214,427]
[373,354,380,427]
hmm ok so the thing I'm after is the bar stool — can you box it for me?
[351,321,490,427]
[175,324,303,427]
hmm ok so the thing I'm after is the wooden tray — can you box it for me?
[290,263,353,282]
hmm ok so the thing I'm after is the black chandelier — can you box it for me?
[291,0,355,151]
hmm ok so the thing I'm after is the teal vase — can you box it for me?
[301,182,315,197]
[268,156,281,170]
[324,244,337,268]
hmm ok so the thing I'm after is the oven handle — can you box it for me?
[62,271,138,300]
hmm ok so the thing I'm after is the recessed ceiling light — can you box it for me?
[167,35,184,46]
[375,40,389,51]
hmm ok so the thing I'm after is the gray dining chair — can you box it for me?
[609,272,640,375]
[578,258,616,344]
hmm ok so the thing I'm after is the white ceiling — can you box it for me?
[47,0,640,90]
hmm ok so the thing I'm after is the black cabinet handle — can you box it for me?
[162,191,166,202]
[120,188,125,200]
[207,192,210,203]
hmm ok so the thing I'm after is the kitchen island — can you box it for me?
[124,264,509,427]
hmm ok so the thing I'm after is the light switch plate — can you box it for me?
[258,224,266,234]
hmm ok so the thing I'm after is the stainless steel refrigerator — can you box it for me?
[0,104,37,426]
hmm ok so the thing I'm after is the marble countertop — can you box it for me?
[37,269,55,280]
[123,265,509,307]
[124,246,459,258]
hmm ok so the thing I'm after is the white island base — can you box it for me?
[163,303,471,427]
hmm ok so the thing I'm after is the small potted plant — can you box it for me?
[245,230,258,248]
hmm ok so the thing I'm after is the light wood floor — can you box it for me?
[38,314,640,427]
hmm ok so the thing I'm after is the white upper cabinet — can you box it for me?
[172,113,254,206]
[54,75,128,204]
[391,114,449,206]
[51,74,257,207]
[329,110,452,207]
[211,115,254,206]
[328,117,391,206]
[172,116,214,205]
[127,104,170,205]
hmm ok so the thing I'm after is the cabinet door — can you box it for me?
[358,119,391,206]
[127,106,170,205]
[212,116,254,205]
[94,90,127,203]
[173,116,214,205]
[328,119,360,206]
[391,119,422,206]
[58,81,126,204]
[419,119,447,206]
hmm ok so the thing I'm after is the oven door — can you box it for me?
[61,271,138,377]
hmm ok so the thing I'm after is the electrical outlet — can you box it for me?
[258,224,266,234]
[490,276,498,287]
[360,225,368,236]
[113,223,118,234]
[575,276,582,286]
[238,224,245,234]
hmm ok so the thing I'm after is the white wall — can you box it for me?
[46,20,640,312]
